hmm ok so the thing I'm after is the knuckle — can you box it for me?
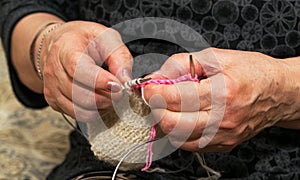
[159,118,176,135]
[224,83,239,108]
[221,120,238,130]
[56,95,66,110]
[100,28,121,41]
[206,47,219,54]
[108,28,121,38]
[199,47,213,55]
[169,54,179,60]
[43,66,52,79]
[168,91,180,105]
[50,42,60,53]
[226,83,238,102]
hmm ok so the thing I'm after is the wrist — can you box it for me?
[11,13,64,93]
[272,57,300,127]
[32,22,63,80]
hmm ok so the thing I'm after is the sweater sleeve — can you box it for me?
[0,0,79,108]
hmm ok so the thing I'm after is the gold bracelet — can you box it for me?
[34,23,62,80]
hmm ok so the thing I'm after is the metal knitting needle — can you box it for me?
[189,54,195,78]
[122,77,152,89]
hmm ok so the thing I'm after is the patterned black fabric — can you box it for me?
[1,0,300,179]
[78,0,300,58]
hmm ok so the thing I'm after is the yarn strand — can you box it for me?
[141,124,157,171]
[133,74,199,89]
[138,73,200,171]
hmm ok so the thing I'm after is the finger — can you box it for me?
[87,39,103,65]
[173,140,234,152]
[151,109,209,141]
[151,48,223,80]
[151,53,203,79]
[93,28,133,82]
[61,52,122,92]
[69,81,121,110]
[144,78,212,112]
[169,129,239,152]
[170,137,235,153]
[193,48,223,77]
[87,38,133,83]
[197,144,234,153]
[55,93,102,122]
[56,60,123,110]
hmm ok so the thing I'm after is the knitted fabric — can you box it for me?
[87,91,154,171]
[88,74,199,171]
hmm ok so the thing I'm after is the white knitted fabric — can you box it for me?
[87,92,153,170]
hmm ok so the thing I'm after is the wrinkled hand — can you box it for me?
[144,48,295,152]
[40,21,133,121]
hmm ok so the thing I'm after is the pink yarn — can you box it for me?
[133,74,199,90]
[138,74,200,171]
[141,124,157,171]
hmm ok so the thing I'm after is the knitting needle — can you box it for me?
[122,77,152,89]
[189,54,195,78]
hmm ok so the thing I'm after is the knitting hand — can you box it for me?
[144,48,296,152]
[40,21,132,121]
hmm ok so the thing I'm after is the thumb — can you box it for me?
[148,53,202,79]
[149,49,221,80]
[193,48,223,77]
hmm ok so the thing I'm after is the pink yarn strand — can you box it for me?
[141,124,157,171]
[139,73,199,171]
[133,74,199,89]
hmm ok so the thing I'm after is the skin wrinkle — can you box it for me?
[222,55,288,136]
[6,11,300,176]
[33,19,132,118]
[143,48,300,152]
[3,3,300,177]
[87,39,103,65]
[259,62,295,124]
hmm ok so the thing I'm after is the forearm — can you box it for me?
[274,57,300,129]
[11,13,64,93]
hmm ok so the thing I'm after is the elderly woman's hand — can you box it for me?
[39,21,133,121]
[144,48,300,152]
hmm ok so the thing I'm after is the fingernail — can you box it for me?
[107,81,122,93]
[122,69,132,82]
